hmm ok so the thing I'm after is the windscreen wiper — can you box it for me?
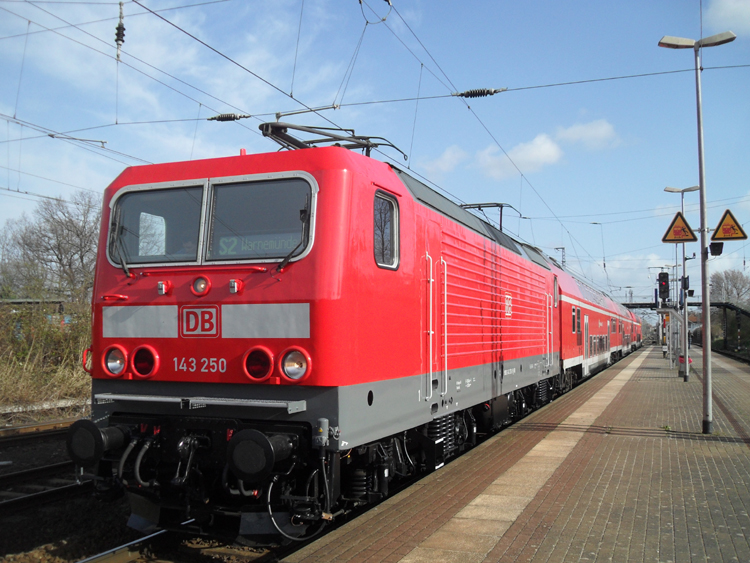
[111,209,132,278]
[276,196,310,273]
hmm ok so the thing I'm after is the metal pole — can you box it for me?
[682,192,690,381]
[695,44,713,434]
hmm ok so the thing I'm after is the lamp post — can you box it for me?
[659,30,737,434]
[665,185,699,381]
[664,263,680,369]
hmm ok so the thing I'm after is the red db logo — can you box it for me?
[180,306,220,338]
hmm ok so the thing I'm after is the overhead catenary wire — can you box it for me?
[408,63,423,168]
[290,0,304,97]
[0,164,97,192]
[130,0,344,132]
[0,117,210,145]
[13,19,31,119]
[333,21,369,107]
[2,2,259,136]
[0,0,232,42]
[0,112,150,165]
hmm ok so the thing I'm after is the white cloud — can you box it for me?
[706,0,750,34]
[476,134,562,181]
[420,145,468,176]
[556,119,619,150]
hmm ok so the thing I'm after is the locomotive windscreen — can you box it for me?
[109,186,203,265]
[108,177,312,266]
[205,178,310,261]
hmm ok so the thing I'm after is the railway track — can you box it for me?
[77,523,283,563]
[0,459,93,514]
[0,419,94,514]
[0,418,76,446]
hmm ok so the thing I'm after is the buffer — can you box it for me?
[662,212,697,243]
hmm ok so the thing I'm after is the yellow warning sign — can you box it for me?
[711,209,747,241]
[662,212,698,243]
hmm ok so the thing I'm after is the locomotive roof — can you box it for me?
[390,163,636,321]
[390,166,524,258]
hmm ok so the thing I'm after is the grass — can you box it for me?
[0,303,92,424]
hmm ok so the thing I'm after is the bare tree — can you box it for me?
[0,191,101,302]
[711,269,750,307]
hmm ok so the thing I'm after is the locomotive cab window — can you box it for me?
[109,186,203,265]
[374,192,399,269]
[206,178,312,262]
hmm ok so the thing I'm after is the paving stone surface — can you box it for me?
[282,347,750,563]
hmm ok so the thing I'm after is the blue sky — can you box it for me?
[1,0,749,307]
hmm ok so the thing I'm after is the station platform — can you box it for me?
[282,346,750,563]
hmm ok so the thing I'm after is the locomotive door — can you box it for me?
[584,315,590,376]
[424,220,447,403]
[546,293,553,372]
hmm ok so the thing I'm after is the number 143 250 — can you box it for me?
[173,357,227,373]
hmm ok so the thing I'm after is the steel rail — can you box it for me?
[0,419,76,447]
[0,460,92,515]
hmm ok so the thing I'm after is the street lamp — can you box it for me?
[665,185,699,381]
[659,30,737,434]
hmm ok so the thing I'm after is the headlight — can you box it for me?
[281,349,309,380]
[104,347,127,376]
[190,276,211,296]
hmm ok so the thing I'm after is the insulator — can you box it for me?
[208,113,251,122]
[115,23,125,44]
[452,88,506,98]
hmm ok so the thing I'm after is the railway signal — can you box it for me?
[658,272,670,299]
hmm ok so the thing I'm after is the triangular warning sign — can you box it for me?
[663,212,698,243]
[711,209,747,241]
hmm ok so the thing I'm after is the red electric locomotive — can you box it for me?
[67,123,641,543]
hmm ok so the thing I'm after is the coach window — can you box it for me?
[576,308,581,334]
[374,192,399,269]
[572,308,576,333]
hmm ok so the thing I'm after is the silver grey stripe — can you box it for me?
[222,303,310,338]
[102,306,178,338]
[94,393,306,414]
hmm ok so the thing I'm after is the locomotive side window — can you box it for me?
[374,192,399,269]
[206,178,311,262]
[554,277,559,307]
[110,186,202,264]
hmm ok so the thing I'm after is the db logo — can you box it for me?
[180,306,220,338]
